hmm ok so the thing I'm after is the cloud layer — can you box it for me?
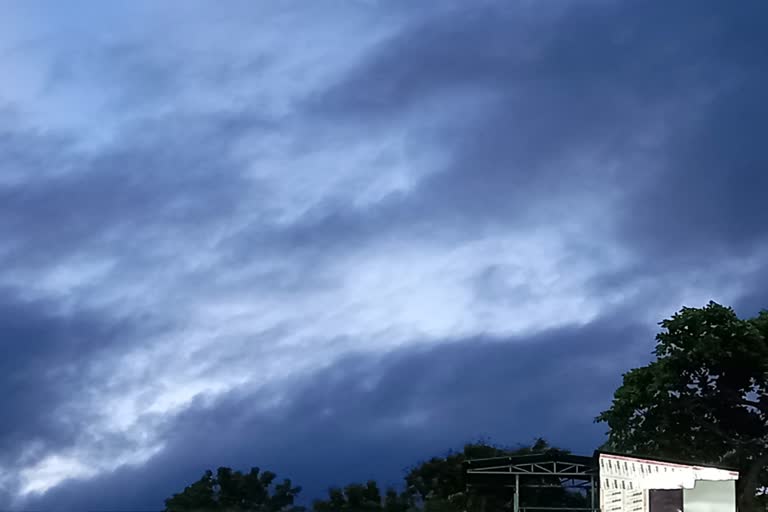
[1,0,767,509]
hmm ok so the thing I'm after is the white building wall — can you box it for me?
[683,480,736,512]
[600,487,645,512]
[598,453,738,512]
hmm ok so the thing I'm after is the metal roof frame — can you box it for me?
[465,453,597,479]
[463,450,599,512]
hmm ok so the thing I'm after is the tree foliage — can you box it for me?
[403,440,509,511]
[403,438,588,511]
[597,301,768,512]
[164,466,305,512]
[312,480,412,512]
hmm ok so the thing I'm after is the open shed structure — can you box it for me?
[464,450,599,512]
[463,450,740,512]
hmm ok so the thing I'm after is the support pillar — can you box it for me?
[513,473,520,512]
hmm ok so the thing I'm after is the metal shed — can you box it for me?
[464,450,599,512]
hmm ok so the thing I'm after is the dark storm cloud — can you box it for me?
[735,266,768,319]
[0,288,144,466]
[0,111,271,271]
[309,0,768,258]
[308,0,660,213]
[44,40,272,113]
[24,314,652,511]
[0,120,74,181]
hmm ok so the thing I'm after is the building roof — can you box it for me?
[595,449,740,472]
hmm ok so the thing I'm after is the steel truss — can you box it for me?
[464,452,599,512]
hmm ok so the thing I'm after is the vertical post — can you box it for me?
[514,473,520,512]
[590,475,596,511]
[466,484,471,512]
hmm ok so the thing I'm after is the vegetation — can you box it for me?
[165,466,305,512]
[312,481,410,512]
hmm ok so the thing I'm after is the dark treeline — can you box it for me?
[164,438,589,512]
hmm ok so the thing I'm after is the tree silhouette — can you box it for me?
[165,466,305,512]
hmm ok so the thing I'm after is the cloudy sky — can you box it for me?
[1,0,767,510]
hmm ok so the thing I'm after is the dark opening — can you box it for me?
[649,489,683,512]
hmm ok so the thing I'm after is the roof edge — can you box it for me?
[464,450,595,468]
[594,449,740,473]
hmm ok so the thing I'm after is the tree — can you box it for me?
[597,301,768,512]
[165,466,305,512]
[312,480,412,512]
[402,440,508,511]
[403,439,588,511]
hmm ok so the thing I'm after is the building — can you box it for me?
[598,451,739,512]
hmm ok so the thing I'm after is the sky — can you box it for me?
[1,0,767,510]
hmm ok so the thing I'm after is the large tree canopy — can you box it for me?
[597,301,768,512]
[164,466,305,512]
